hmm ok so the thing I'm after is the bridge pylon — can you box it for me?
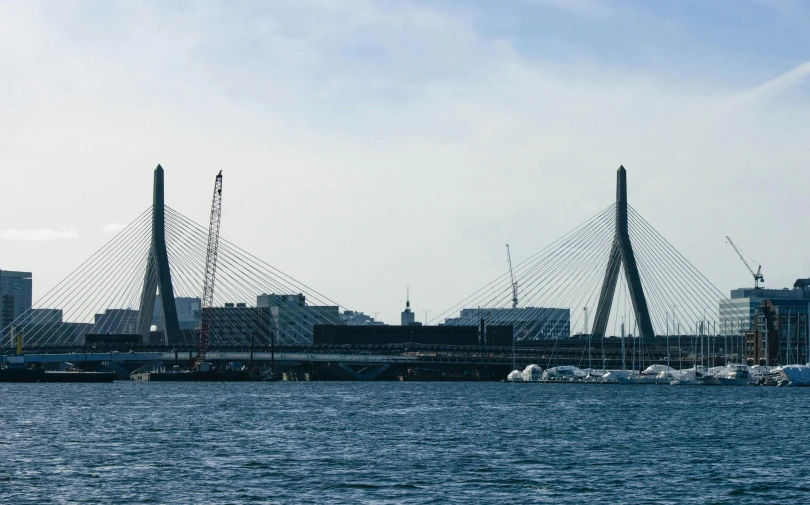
[136,165,182,344]
[591,166,655,340]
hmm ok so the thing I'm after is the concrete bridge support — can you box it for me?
[136,165,182,344]
[591,166,655,340]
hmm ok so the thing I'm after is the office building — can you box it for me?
[720,280,810,335]
[153,296,201,331]
[340,311,384,326]
[93,308,139,335]
[9,308,93,347]
[204,304,272,347]
[257,293,343,345]
[0,270,33,337]
[442,307,570,341]
[197,294,344,346]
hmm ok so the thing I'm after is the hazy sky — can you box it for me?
[2,0,809,325]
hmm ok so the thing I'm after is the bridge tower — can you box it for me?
[136,165,182,344]
[591,166,655,340]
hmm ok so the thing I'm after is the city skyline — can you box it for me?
[2,1,809,326]
[4,4,810,503]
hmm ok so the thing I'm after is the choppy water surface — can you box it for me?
[1,382,809,504]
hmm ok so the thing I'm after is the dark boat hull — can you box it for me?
[132,370,258,382]
[0,368,44,382]
[0,369,117,383]
[41,372,117,383]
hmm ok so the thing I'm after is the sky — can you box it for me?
[1,0,809,326]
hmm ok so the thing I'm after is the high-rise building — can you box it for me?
[258,293,343,345]
[203,304,272,347]
[0,270,33,336]
[719,280,810,335]
[153,296,201,331]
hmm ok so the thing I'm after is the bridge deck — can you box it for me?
[2,351,534,366]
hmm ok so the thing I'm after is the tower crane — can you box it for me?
[198,171,223,363]
[506,244,518,309]
[725,236,764,289]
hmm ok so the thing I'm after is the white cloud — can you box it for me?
[738,60,810,104]
[0,1,808,325]
[526,0,613,17]
[0,227,79,241]
[101,222,127,234]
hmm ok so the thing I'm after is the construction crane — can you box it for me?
[198,171,223,363]
[506,244,518,309]
[726,236,764,289]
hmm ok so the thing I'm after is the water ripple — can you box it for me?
[0,383,809,503]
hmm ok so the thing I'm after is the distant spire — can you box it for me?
[406,284,410,310]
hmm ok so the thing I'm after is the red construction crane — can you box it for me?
[198,171,223,363]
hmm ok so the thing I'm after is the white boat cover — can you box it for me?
[506,370,523,382]
[676,369,700,380]
[542,366,587,379]
[680,365,708,374]
[641,364,674,375]
[522,364,543,381]
[779,365,810,386]
[600,370,633,382]
[715,364,753,377]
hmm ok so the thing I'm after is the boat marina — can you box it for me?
[505,362,810,387]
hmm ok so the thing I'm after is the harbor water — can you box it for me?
[1,382,809,504]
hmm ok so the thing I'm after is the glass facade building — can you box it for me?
[719,286,810,336]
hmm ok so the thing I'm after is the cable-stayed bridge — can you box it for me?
[3,165,347,350]
[2,164,752,375]
[436,166,750,364]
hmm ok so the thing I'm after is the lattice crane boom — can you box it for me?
[198,171,223,361]
[725,236,763,289]
[506,244,518,309]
